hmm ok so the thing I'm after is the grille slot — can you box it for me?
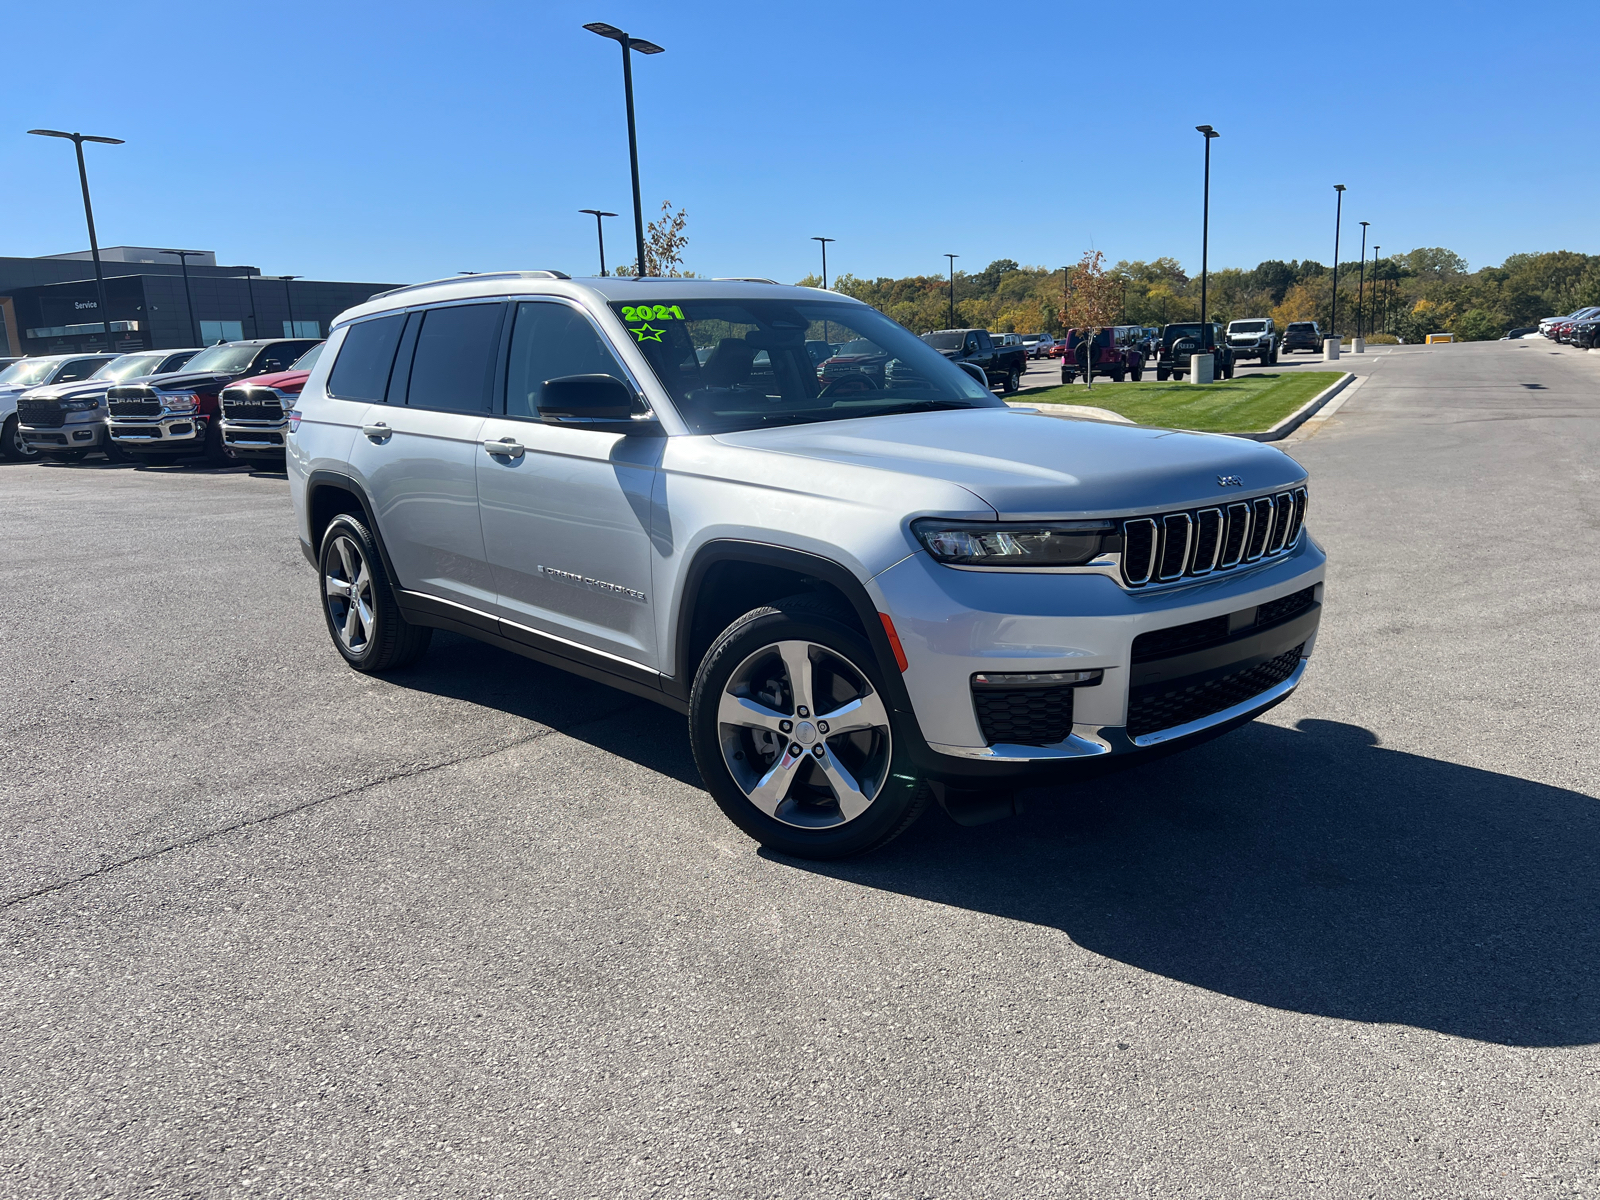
[1267,494,1293,554]
[1122,519,1157,585]
[974,685,1076,746]
[1126,645,1304,738]
[1255,586,1316,627]
[1157,513,1192,580]
[1191,508,1223,575]
[17,400,65,428]
[1131,615,1229,663]
[1244,497,1274,561]
[1220,502,1250,566]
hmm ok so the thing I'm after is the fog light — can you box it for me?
[972,669,1103,688]
[73,430,93,440]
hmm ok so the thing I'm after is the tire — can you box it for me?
[1113,369,1126,383]
[1130,367,1143,382]
[1156,367,1170,381]
[1223,362,1235,380]
[201,418,236,468]
[318,513,432,673]
[1003,367,1020,394]
[1,415,38,462]
[688,594,931,860]
[101,436,130,464]
[1062,369,1077,384]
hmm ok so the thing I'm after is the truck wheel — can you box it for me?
[1130,367,1143,382]
[1113,369,1126,383]
[1,416,38,462]
[1223,362,1235,379]
[201,419,237,468]
[318,513,433,673]
[688,594,931,860]
[1004,367,1020,393]
[1156,367,1170,382]
[1063,369,1077,384]
[102,437,130,464]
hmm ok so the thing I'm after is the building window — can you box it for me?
[283,320,320,338]
[200,320,244,345]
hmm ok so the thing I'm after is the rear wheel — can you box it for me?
[689,595,930,859]
[1,416,38,462]
[318,513,432,672]
[1130,366,1143,382]
[1156,367,1170,381]
[1222,362,1235,379]
[1003,367,1020,393]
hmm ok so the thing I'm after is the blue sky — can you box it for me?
[8,0,1596,287]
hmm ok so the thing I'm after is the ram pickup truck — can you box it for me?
[919,328,1027,392]
[17,348,201,462]
[1155,323,1235,381]
[107,338,319,465]
[218,343,324,466]
[1226,318,1278,365]
[1061,326,1145,383]
[0,353,119,461]
[289,274,1323,860]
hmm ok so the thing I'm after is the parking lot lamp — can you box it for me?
[944,254,959,329]
[1356,221,1370,345]
[579,209,617,276]
[583,23,664,276]
[811,237,835,290]
[277,276,302,338]
[1195,125,1219,337]
[28,129,123,352]
[1330,185,1346,344]
[159,249,206,346]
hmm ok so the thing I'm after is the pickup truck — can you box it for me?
[218,343,324,466]
[1155,323,1235,381]
[919,328,1028,393]
[1226,318,1278,366]
[17,347,201,462]
[1061,326,1145,383]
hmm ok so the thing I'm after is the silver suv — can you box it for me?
[288,274,1325,858]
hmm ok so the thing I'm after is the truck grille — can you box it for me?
[220,386,284,423]
[1126,645,1303,738]
[1120,488,1306,587]
[17,400,65,428]
[107,386,162,418]
[973,684,1075,747]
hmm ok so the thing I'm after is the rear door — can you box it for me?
[345,302,504,611]
[476,298,662,669]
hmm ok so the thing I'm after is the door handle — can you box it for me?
[483,437,525,459]
[362,422,391,441]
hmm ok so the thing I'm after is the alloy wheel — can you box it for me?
[324,534,376,653]
[717,639,893,829]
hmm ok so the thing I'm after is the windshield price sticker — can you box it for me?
[621,304,684,322]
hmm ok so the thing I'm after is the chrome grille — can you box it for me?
[220,386,285,423]
[1120,488,1307,588]
[107,385,160,418]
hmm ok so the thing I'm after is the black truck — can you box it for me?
[920,328,1029,393]
[1155,323,1235,382]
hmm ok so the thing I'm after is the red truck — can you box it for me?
[1060,326,1145,383]
[218,343,324,466]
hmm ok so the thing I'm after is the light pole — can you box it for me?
[1330,185,1346,345]
[160,249,206,346]
[583,22,664,277]
[277,276,302,338]
[28,128,123,352]
[1355,220,1370,345]
[1195,125,1219,337]
[944,254,959,329]
[811,237,835,290]
[578,209,617,276]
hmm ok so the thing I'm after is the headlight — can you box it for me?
[62,397,101,411]
[912,518,1114,567]
[161,391,199,413]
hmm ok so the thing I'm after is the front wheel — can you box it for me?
[1,416,38,462]
[689,596,930,859]
[1222,362,1235,379]
[318,513,432,672]
[1130,367,1143,381]
[1156,367,1170,381]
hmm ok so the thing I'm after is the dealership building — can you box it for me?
[0,247,396,357]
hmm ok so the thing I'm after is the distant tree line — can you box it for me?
[798,249,1600,342]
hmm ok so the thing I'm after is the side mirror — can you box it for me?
[957,362,988,388]
[538,374,639,423]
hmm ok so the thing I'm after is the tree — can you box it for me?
[1061,251,1122,389]
[615,201,691,277]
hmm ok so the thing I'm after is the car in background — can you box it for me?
[16,347,202,463]
[1141,327,1161,357]
[1155,323,1234,381]
[0,357,22,371]
[1227,318,1278,366]
[0,352,119,461]
[1539,308,1600,339]
[1061,326,1145,383]
[990,332,1025,351]
[1500,327,1541,340]
[1280,322,1323,354]
[817,338,893,389]
[1021,333,1054,359]
[218,343,325,466]
[1571,319,1600,350]
[1556,309,1600,343]
[920,328,1028,393]
[106,338,319,466]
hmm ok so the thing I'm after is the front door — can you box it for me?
[476,299,661,669]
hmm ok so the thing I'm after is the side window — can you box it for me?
[505,301,630,419]
[255,344,296,374]
[55,358,106,383]
[405,303,504,413]
[327,314,405,402]
[161,351,197,372]
[976,330,993,351]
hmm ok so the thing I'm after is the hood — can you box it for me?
[229,368,311,392]
[713,407,1306,518]
[21,373,172,404]
[123,368,250,393]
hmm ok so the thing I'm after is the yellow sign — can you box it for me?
[1425,333,1455,344]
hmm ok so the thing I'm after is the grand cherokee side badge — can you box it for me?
[1217,475,1243,487]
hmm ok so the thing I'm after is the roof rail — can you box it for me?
[367,269,571,301]
[712,277,780,285]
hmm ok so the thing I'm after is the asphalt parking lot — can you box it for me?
[3,340,1598,1198]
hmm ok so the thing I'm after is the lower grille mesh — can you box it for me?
[1126,645,1303,738]
[974,685,1076,746]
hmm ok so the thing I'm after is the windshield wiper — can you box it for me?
[854,399,985,418]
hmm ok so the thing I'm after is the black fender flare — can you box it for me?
[304,470,402,588]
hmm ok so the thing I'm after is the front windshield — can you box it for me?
[179,344,261,375]
[920,331,966,350]
[1230,321,1267,333]
[0,359,57,387]
[610,299,997,434]
[291,343,324,371]
[93,354,166,382]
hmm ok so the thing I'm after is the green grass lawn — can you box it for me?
[1015,371,1343,433]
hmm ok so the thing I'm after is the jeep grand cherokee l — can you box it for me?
[289,274,1324,859]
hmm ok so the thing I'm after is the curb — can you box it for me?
[1238,372,1355,442]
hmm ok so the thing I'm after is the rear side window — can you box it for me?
[405,304,504,412]
[328,315,405,401]
[504,301,630,419]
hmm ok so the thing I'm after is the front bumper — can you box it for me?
[20,421,105,450]
[221,419,288,453]
[109,415,207,446]
[1230,343,1268,358]
[872,536,1326,780]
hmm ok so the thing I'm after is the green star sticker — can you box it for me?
[630,323,664,343]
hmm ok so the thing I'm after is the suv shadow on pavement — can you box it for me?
[775,718,1600,1049]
